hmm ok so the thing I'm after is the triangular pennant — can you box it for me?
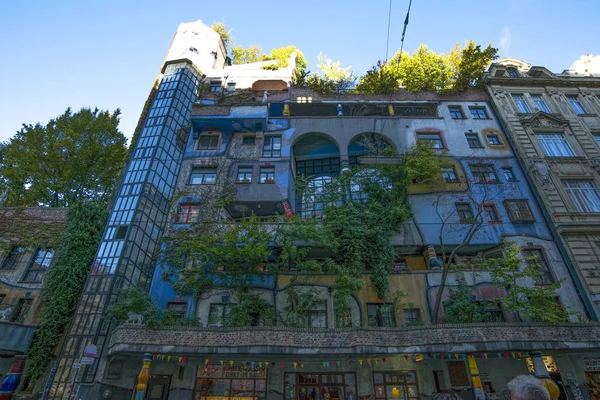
[178,357,183,363]
[525,352,530,357]
[504,352,509,358]
[404,355,409,360]
[447,353,452,359]
[511,352,516,359]
[293,362,298,368]
[323,362,327,367]
[480,353,485,359]
[382,357,386,363]
[259,362,263,367]
[433,354,438,359]
[204,359,208,365]
[168,356,172,361]
[518,352,522,358]
[209,360,214,365]
[220,360,224,365]
[374,359,379,364]
[230,361,234,366]
[497,353,502,358]
[281,362,285,367]
[367,359,372,365]
[336,361,340,367]
[359,360,363,365]
[153,354,157,360]
[454,354,459,359]
[251,362,255,367]
[300,362,304,368]
[484,354,488,359]
[461,354,466,359]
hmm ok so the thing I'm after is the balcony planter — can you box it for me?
[264,179,275,184]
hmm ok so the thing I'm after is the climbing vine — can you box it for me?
[0,209,65,256]
[24,201,108,384]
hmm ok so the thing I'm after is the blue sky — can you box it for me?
[1,0,598,143]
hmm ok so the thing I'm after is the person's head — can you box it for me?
[507,375,551,400]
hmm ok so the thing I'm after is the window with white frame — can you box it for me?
[531,95,550,113]
[236,166,253,183]
[512,94,531,113]
[563,181,600,213]
[536,134,575,157]
[567,96,586,114]
[189,168,217,184]
[197,134,220,150]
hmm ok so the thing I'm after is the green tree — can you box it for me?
[454,41,498,91]
[306,53,355,94]
[231,45,263,64]
[0,107,127,207]
[355,61,401,94]
[487,240,572,323]
[211,22,232,48]
[443,279,496,323]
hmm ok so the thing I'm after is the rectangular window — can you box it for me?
[263,136,282,157]
[209,82,222,93]
[306,302,327,327]
[531,95,550,113]
[197,135,219,150]
[503,167,517,181]
[296,158,340,177]
[504,200,535,223]
[208,304,231,325]
[1,246,25,270]
[486,133,503,145]
[536,134,575,157]
[11,298,33,323]
[594,135,600,147]
[176,203,201,223]
[242,135,256,145]
[259,166,275,183]
[403,308,421,324]
[417,133,444,149]
[448,106,465,119]
[471,164,499,183]
[465,133,483,148]
[522,250,554,285]
[567,95,586,114]
[22,249,55,283]
[469,106,489,119]
[441,167,458,183]
[484,205,499,222]
[373,372,420,400]
[226,82,236,92]
[512,94,531,113]
[367,303,396,327]
[189,168,217,184]
[236,166,253,183]
[506,67,519,77]
[167,302,187,319]
[455,203,474,223]
[563,181,600,212]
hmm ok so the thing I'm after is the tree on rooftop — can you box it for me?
[231,45,263,64]
[306,52,356,94]
[211,22,232,48]
[0,107,127,207]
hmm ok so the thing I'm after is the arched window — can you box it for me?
[350,169,393,203]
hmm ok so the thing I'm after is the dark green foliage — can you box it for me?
[25,201,108,383]
[0,107,127,207]
[225,291,277,327]
[443,280,496,323]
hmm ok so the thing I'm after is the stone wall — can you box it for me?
[109,322,600,355]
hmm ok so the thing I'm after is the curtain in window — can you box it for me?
[537,134,575,157]
[563,181,600,212]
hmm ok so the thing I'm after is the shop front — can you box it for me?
[194,364,268,400]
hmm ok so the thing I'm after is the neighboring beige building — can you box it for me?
[485,57,600,318]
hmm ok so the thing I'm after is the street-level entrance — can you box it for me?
[194,364,268,400]
[284,373,357,400]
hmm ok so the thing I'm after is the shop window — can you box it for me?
[441,167,458,183]
[285,373,357,400]
[373,372,419,400]
[21,248,55,283]
[263,136,281,157]
[522,249,554,285]
[448,106,465,119]
[236,166,253,183]
[465,133,483,148]
[11,298,33,323]
[469,106,489,119]
[189,168,217,185]
[306,302,327,328]
[259,166,275,184]
[176,203,201,223]
[367,303,395,327]
[470,164,499,183]
[197,134,220,150]
[1,246,25,270]
[416,132,444,149]
[504,200,535,223]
